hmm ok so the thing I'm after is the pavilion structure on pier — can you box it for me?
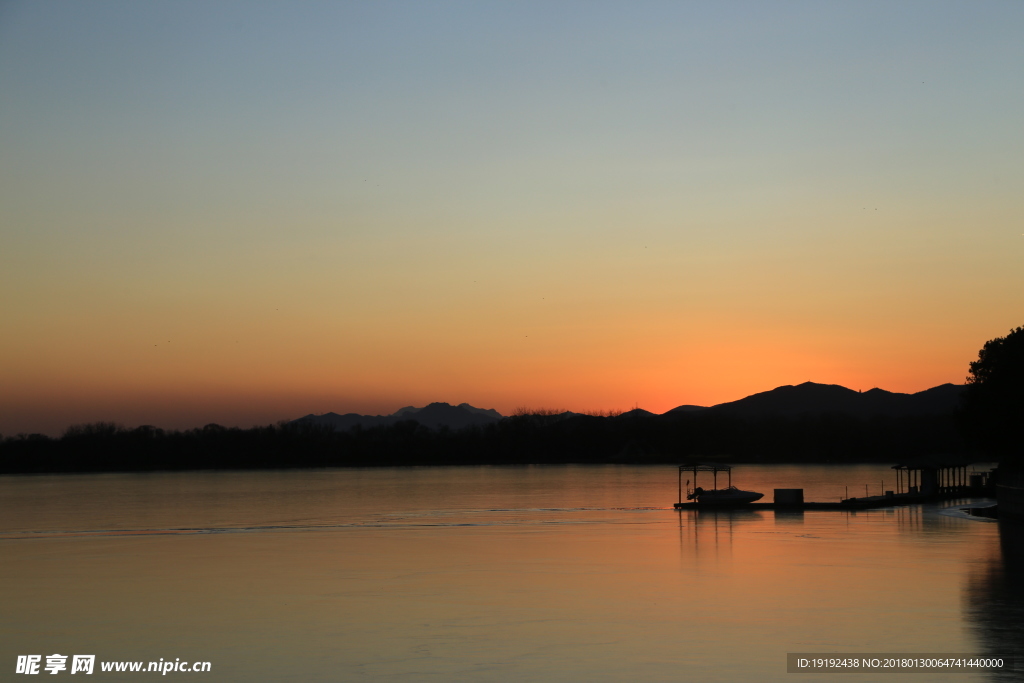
[891,456,979,496]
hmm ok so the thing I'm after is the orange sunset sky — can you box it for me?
[2,2,1023,435]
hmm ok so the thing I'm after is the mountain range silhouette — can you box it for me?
[294,402,503,432]
[294,382,964,432]
[2,382,970,474]
[693,381,964,417]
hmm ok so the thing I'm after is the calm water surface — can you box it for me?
[1,465,1021,682]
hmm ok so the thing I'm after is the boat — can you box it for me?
[686,485,764,505]
[675,463,764,507]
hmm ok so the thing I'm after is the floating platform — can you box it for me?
[673,490,987,511]
[675,501,873,510]
[672,462,994,511]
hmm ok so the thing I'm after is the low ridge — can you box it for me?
[293,402,503,432]
[295,382,964,434]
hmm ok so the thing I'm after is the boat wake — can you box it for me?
[0,507,672,540]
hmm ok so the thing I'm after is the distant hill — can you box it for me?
[615,408,658,419]
[4,383,972,474]
[682,381,964,418]
[664,404,708,414]
[293,402,503,432]
[293,382,963,435]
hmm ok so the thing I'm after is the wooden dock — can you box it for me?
[673,490,987,511]
[673,461,995,511]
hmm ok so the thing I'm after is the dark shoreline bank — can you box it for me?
[1,411,969,475]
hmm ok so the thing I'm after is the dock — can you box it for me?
[673,494,979,511]
[673,460,995,511]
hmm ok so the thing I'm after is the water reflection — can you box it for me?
[677,509,764,560]
[773,509,805,525]
[0,467,1005,683]
[966,520,1024,681]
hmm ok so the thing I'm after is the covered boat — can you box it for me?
[675,463,764,507]
[687,485,763,504]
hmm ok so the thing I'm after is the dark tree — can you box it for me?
[962,326,1024,461]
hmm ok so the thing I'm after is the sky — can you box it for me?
[2,0,1023,435]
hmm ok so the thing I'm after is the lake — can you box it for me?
[1,464,1020,682]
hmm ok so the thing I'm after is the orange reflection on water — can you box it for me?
[0,466,1005,682]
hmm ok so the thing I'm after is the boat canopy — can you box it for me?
[678,463,731,474]
[677,463,734,502]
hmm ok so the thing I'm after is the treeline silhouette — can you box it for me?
[0,410,966,474]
